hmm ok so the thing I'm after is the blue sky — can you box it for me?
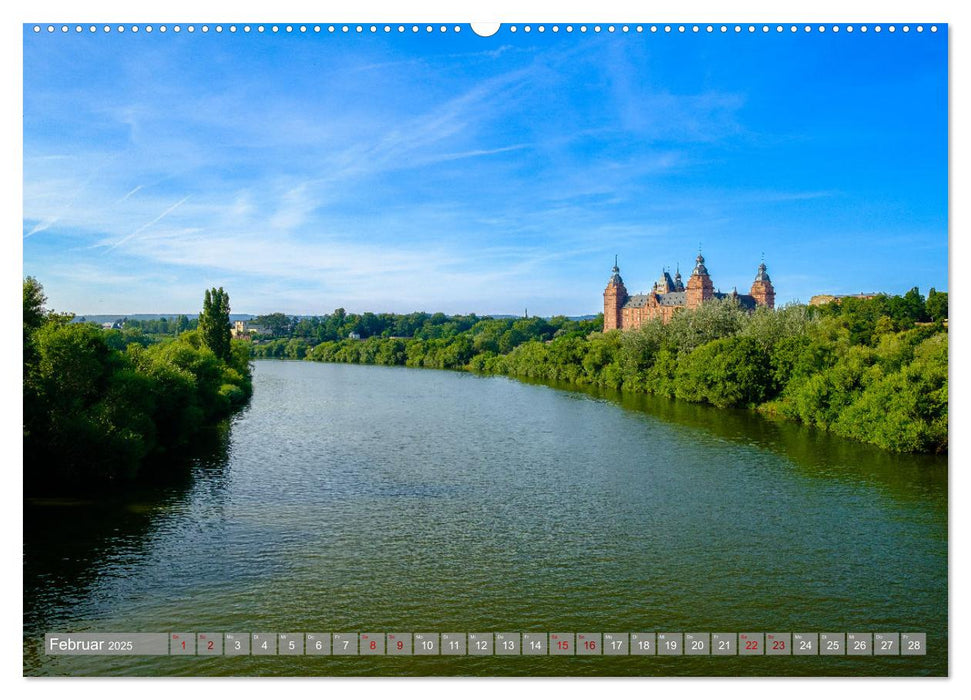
[22,24,948,316]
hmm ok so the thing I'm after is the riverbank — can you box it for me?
[23,279,253,495]
[279,297,947,454]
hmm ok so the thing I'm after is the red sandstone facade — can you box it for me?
[603,254,775,331]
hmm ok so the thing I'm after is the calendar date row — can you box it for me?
[45,632,927,656]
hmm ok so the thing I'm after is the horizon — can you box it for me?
[63,282,947,324]
[24,24,947,316]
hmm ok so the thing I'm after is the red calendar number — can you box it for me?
[584,640,597,651]
[772,640,785,650]
[745,640,759,650]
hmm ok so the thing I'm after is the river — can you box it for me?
[23,359,948,676]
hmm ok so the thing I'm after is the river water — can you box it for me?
[23,360,948,676]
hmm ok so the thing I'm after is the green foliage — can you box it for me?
[249,312,293,338]
[675,337,773,408]
[292,290,945,453]
[662,297,748,355]
[246,309,602,349]
[122,316,198,336]
[23,276,47,332]
[814,288,936,343]
[199,287,232,360]
[739,304,814,351]
[23,276,47,372]
[103,327,153,351]
[926,288,948,322]
[23,280,252,494]
[831,334,948,452]
[758,312,947,452]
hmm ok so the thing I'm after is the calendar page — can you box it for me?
[22,13,948,680]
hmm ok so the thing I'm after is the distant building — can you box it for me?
[231,320,249,339]
[231,320,269,338]
[348,331,361,340]
[604,253,775,331]
[809,293,880,306]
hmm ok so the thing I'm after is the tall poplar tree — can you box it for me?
[200,287,232,360]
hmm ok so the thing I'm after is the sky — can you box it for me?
[22,23,948,317]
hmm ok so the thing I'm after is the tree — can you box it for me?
[926,288,948,322]
[24,277,48,371]
[199,287,232,360]
[886,287,927,328]
[250,312,292,338]
[675,336,773,408]
[23,276,47,332]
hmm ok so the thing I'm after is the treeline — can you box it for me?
[23,278,253,494]
[486,293,947,453]
[265,288,947,454]
[251,313,601,360]
[119,314,197,336]
[248,309,492,343]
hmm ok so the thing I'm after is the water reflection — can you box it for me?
[23,422,235,655]
[23,363,947,677]
[520,377,947,505]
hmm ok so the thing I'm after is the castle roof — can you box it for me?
[623,291,688,308]
[608,256,625,286]
[754,261,771,283]
[714,291,757,310]
[624,294,653,308]
[692,253,709,277]
[659,292,687,306]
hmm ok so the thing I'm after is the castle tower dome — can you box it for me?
[674,264,684,292]
[608,254,624,285]
[603,255,629,331]
[692,252,709,276]
[754,261,770,282]
[685,250,714,309]
[749,257,776,308]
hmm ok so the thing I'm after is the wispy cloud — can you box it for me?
[117,184,143,202]
[418,143,531,165]
[100,195,191,253]
[24,156,118,238]
[25,217,58,238]
[22,27,948,313]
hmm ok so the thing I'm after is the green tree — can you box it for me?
[926,288,948,322]
[23,276,47,332]
[675,336,773,408]
[664,297,747,355]
[251,312,292,338]
[199,287,232,360]
[23,277,47,372]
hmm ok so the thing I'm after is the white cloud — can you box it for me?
[100,195,191,253]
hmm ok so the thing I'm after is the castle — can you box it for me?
[603,253,775,331]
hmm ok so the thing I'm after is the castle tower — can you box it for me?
[603,256,628,331]
[750,260,775,308]
[654,268,676,294]
[674,265,684,292]
[685,252,714,309]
